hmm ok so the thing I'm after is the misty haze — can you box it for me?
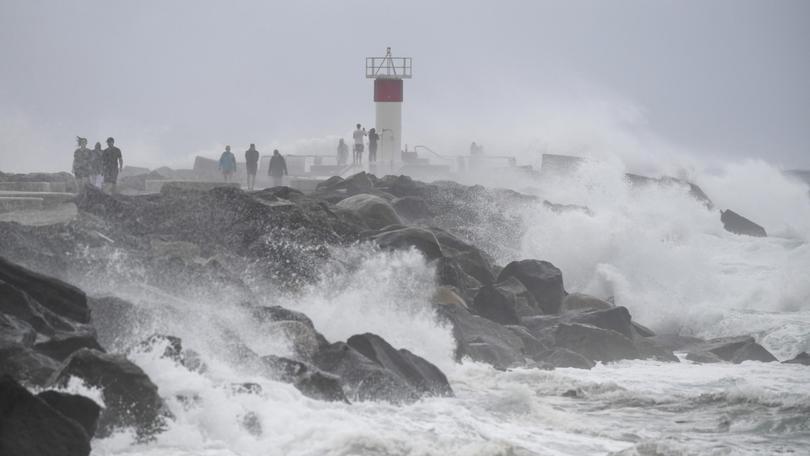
[1,1,809,456]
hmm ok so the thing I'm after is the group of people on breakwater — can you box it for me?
[218,144,288,191]
[72,136,123,193]
[338,124,379,166]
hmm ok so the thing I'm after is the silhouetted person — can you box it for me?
[368,128,379,163]
[337,139,349,166]
[352,123,366,164]
[245,143,259,190]
[102,137,123,194]
[268,149,288,187]
[219,145,237,182]
[91,142,104,187]
[470,141,483,156]
[72,137,92,188]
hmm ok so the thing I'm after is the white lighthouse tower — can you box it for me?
[366,47,412,173]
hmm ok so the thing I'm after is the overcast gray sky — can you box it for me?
[1,0,808,173]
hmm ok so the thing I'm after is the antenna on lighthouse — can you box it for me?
[366,47,412,173]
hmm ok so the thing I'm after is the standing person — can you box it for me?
[72,137,91,188]
[368,128,379,163]
[244,143,260,190]
[337,139,349,166]
[267,149,288,187]
[352,123,366,165]
[219,145,237,182]
[102,137,123,194]
[91,142,104,188]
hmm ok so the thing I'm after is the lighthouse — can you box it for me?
[366,47,412,173]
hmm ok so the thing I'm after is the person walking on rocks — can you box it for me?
[72,137,92,188]
[219,145,237,183]
[245,143,259,190]
[337,138,349,166]
[268,149,288,187]
[91,141,104,188]
[102,137,123,194]
[352,124,366,165]
[368,128,379,163]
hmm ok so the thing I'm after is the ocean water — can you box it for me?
[53,157,809,455]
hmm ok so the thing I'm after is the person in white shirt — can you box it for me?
[352,124,366,164]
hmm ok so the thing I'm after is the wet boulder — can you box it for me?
[33,333,104,362]
[434,257,481,303]
[267,320,323,361]
[261,355,348,403]
[559,293,613,313]
[505,325,549,360]
[684,336,777,364]
[251,305,329,351]
[0,256,90,324]
[720,209,767,237]
[0,312,36,347]
[429,228,496,284]
[783,352,810,366]
[0,375,91,456]
[37,390,101,438]
[0,343,61,386]
[336,194,402,229]
[137,334,184,362]
[346,333,453,397]
[553,323,640,363]
[470,280,526,325]
[49,349,169,438]
[392,196,433,220]
[539,348,596,369]
[366,226,444,260]
[497,260,566,314]
[312,342,420,403]
[569,306,635,339]
[435,301,526,369]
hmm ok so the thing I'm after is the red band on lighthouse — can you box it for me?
[374,79,403,102]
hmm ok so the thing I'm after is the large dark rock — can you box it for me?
[312,342,419,403]
[336,193,402,229]
[783,352,810,366]
[251,305,329,353]
[346,333,453,397]
[497,260,566,314]
[261,355,348,403]
[0,343,61,386]
[88,295,151,351]
[559,293,613,313]
[49,349,169,437]
[37,390,101,438]
[34,333,104,362]
[435,301,525,369]
[540,348,596,369]
[0,255,91,325]
[0,375,90,456]
[434,257,481,303]
[392,196,433,220]
[366,226,444,260]
[684,336,776,364]
[429,228,496,284]
[0,312,36,347]
[470,281,523,325]
[571,307,635,339]
[553,323,640,363]
[720,210,767,237]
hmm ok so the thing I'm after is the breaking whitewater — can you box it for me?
[2,157,809,456]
